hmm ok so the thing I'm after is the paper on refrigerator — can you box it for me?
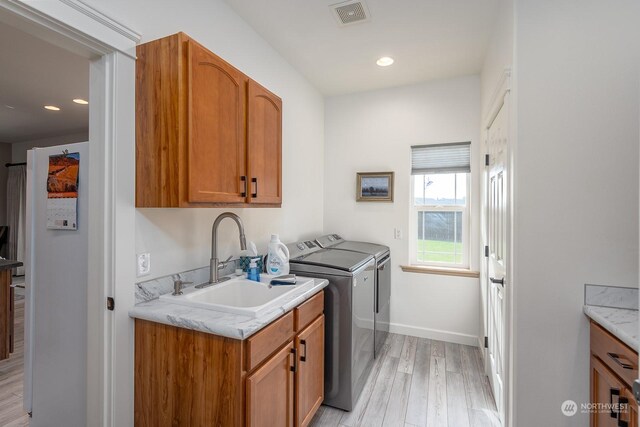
[46,152,80,230]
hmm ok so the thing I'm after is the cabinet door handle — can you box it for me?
[290,348,297,373]
[608,352,636,370]
[300,339,307,362]
[251,177,258,198]
[240,176,247,197]
[610,388,620,418]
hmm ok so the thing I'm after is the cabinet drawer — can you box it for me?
[295,291,324,332]
[247,311,294,371]
[590,321,638,388]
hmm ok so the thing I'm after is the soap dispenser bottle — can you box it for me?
[247,258,261,282]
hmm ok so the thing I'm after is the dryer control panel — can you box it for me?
[316,233,345,248]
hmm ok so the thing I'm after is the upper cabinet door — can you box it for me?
[188,40,247,203]
[247,80,282,205]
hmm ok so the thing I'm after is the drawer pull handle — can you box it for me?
[300,339,307,362]
[610,388,620,418]
[608,352,636,370]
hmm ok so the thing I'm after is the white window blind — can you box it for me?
[411,142,471,175]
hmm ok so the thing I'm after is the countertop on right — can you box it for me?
[583,283,638,352]
[583,305,638,352]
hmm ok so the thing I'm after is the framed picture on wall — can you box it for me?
[356,172,394,202]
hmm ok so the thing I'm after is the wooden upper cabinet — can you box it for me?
[247,80,283,204]
[187,40,247,203]
[136,32,282,207]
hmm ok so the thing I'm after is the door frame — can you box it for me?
[481,68,513,425]
[0,1,139,426]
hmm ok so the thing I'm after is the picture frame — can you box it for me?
[356,172,394,202]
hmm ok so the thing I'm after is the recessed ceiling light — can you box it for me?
[73,98,88,105]
[44,105,60,111]
[4,105,15,109]
[376,57,394,67]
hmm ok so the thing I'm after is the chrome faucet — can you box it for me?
[206,212,247,285]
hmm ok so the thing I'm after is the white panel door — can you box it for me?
[486,100,508,423]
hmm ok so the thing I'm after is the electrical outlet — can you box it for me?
[137,253,151,277]
[394,228,402,239]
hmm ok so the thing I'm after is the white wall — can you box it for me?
[11,131,88,163]
[84,0,325,280]
[324,75,482,344]
[481,0,513,119]
[513,1,640,426]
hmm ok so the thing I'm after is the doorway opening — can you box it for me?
[0,20,90,425]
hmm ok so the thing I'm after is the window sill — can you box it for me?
[400,265,480,278]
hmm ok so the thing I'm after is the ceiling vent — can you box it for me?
[330,0,371,26]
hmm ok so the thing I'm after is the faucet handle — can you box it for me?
[172,279,193,296]
[217,255,233,269]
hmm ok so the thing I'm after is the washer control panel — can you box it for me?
[287,240,321,260]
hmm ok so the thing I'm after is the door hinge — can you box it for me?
[485,154,490,166]
[484,245,489,258]
[484,336,488,348]
[106,297,115,311]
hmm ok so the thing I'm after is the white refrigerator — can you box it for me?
[24,142,89,427]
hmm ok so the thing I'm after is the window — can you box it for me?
[410,142,470,268]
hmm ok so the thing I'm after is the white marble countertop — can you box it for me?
[584,305,639,352]
[130,277,328,340]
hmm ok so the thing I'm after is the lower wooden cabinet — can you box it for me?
[135,290,325,427]
[591,355,629,427]
[619,388,637,427]
[246,314,325,427]
[0,269,13,361]
[589,321,639,427]
[247,342,295,427]
[295,315,324,427]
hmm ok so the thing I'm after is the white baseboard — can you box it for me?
[389,322,479,346]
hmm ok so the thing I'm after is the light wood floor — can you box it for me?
[0,299,29,426]
[310,333,500,427]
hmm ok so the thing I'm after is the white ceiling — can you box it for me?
[223,0,499,96]
[0,23,89,143]
[225,0,498,95]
